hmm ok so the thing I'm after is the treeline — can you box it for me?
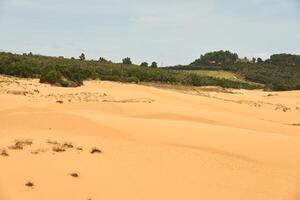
[0,52,258,89]
[168,50,300,91]
[191,50,239,66]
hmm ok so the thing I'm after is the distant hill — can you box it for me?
[167,51,300,91]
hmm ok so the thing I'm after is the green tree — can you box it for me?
[122,57,132,65]
[257,57,263,63]
[151,62,158,68]
[140,62,149,67]
[79,53,85,61]
[99,57,107,62]
[190,50,238,66]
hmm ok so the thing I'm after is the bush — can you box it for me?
[140,62,148,67]
[40,69,61,85]
[124,76,140,83]
[122,57,132,65]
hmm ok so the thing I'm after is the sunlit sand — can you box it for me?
[0,75,300,200]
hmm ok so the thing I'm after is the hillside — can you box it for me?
[168,51,300,91]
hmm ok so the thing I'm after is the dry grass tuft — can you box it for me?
[90,147,102,154]
[70,172,79,178]
[8,139,32,150]
[30,148,47,155]
[46,140,60,146]
[52,146,66,153]
[63,142,74,149]
[25,181,34,188]
[0,149,9,157]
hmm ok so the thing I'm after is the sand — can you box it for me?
[0,75,300,200]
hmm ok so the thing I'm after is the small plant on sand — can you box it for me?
[90,147,102,154]
[30,148,47,155]
[52,146,66,153]
[8,139,33,150]
[8,144,23,150]
[70,172,79,178]
[46,139,60,146]
[63,142,74,149]
[76,147,83,151]
[0,149,9,157]
[15,139,33,146]
[25,181,34,188]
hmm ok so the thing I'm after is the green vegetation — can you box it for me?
[140,62,149,67]
[1,50,299,91]
[79,53,85,61]
[122,57,132,65]
[151,62,158,68]
[191,50,238,66]
[99,57,107,62]
[0,52,258,89]
[186,70,241,82]
[268,54,300,66]
[168,51,300,91]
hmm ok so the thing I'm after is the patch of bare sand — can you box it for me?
[0,75,300,200]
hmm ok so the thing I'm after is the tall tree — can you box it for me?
[151,62,158,68]
[99,57,107,62]
[257,57,263,63]
[79,53,85,61]
[122,57,132,65]
[140,62,149,67]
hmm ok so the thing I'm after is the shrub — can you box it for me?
[40,69,61,85]
[122,57,132,65]
[140,62,148,67]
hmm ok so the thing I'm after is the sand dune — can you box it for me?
[0,75,300,200]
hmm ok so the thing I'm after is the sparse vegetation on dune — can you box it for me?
[8,139,33,150]
[52,146,66,153]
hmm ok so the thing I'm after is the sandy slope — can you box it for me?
[0,75,300,200]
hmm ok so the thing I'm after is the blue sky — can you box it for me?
[0,0,299,66]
